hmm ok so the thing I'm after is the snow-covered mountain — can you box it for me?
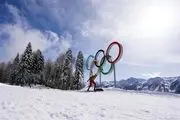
[101,76,180,94]
[169,77,180,93]
[116,77,147,90]
[142,77,165,91]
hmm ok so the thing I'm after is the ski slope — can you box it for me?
[0,83,180,120]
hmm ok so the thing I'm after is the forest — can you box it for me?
[0,42,85,90]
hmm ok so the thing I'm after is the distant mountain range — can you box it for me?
[99,76,180,94]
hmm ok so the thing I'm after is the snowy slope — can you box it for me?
[0,83,180,120]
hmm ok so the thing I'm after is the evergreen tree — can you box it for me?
[54,53,65,89]
[0,63,5,83]
[44,59,53,87]
[73,51,84,90]
[10,53,20,85]
[19,42,33,86]
[1,62,12,83]
[52,62,62,88]
[32,49,44,74]
[21,42,33,71]
[32,49,44,85]
[61,49,73,90]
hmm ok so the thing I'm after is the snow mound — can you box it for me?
[0,83,180,120]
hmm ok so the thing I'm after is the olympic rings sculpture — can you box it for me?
[86,41,123,75]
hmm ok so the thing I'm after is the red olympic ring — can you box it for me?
[106,41,123,64]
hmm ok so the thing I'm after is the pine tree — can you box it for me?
[52,62,62,88]
[21,42,33,71]
[0,63,5,83]
[1,62,12,83]
[32,49,44,74]
[19,42,33,86]
[10,53,20,85]
[54,53,66,89]
[32,49,44,85]
[74,51,84,90]
[61,49,73,90]
[44,59,53,87]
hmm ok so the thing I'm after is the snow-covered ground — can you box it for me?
[0,83,180,120]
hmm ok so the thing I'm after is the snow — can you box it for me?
[0,83,180,120]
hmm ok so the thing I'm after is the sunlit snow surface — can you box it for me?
[0,83,180,120]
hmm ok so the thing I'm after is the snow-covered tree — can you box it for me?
[19,42,33,86]
[44,59,53,87]
[0,63,5,83]
[32,49,44,74]
[9,53,20,85]
[51,53,65,88]
[52,62,62,88]
[1,62,12,83]
[32,49,44,85]
[61,49,73,90]
[21,42,33,71]
[73,51,84,90]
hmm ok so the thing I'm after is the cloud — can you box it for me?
[20,0,94,32]
[1,0,180,74]
[141,72,161,78]
[0,4,71,61]
[81,0,180,66]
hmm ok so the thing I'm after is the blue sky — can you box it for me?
[0,0,180,80]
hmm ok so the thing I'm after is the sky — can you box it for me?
[0,0,180,80]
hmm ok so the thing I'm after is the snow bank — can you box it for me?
[0,83,180,120]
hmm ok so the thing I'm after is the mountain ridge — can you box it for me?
[100,76,180,94]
